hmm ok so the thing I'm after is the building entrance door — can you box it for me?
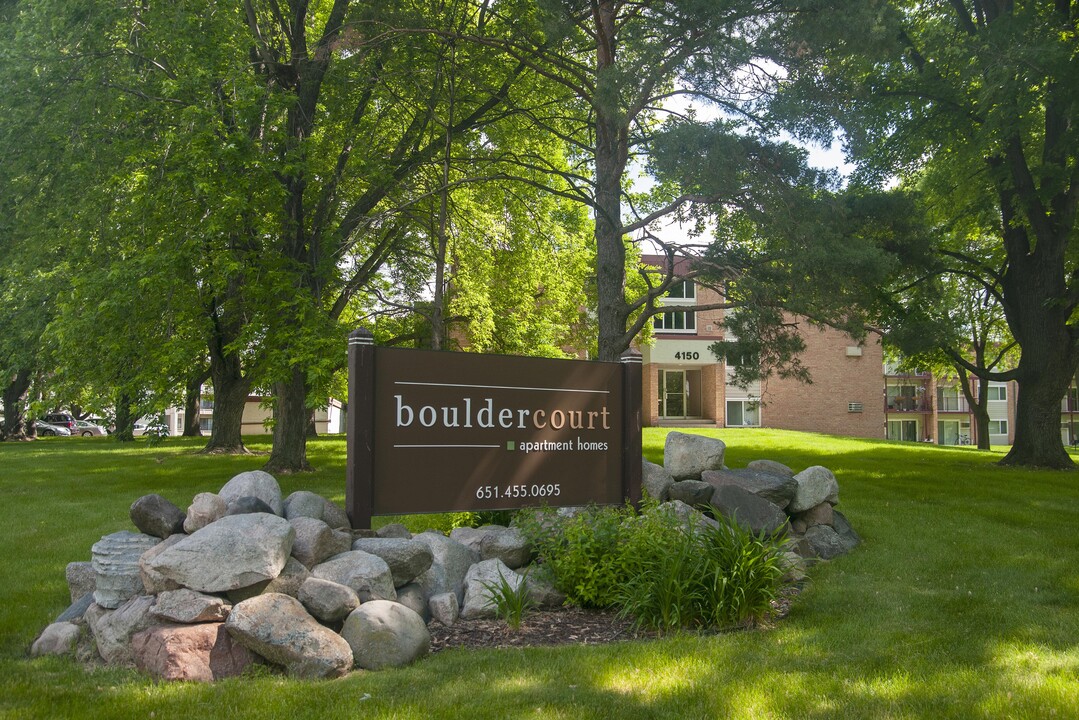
[660,369,686,418]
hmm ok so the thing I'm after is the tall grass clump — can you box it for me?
[518,502,789,632]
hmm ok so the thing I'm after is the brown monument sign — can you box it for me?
[345,329,642,528]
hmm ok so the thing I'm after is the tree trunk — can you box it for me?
[264,366,312,473]
[593,0,630,362]
[1,368,32,441]
[182,367,210,437]
[202,344,249,454]
[113,392,136,442]
[971,376,991,451]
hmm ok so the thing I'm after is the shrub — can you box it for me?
[520,502,789,631]
[481,570,536,629]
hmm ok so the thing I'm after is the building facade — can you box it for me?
[883,367,1017,445]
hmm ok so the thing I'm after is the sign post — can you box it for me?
[345,330,642,529]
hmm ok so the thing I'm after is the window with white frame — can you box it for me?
[726,399,760,427]
[987,385,1008,401]
[653,310,696,332]
[988,419,1008,435]
[664,279,696,300]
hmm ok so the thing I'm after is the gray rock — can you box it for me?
[227,556,310,603]
[709,485,788,535]
[746,459,794,477]
[793,501,834,529]
[642,459,675,502]
[184,492,227,534]
[376,523,412,539]
[701,468,798,509]
[833,510,861,551]
[91,531,161,609]
[219,470,283,516]
[805,524,848,560]
[151,589,232,624]
[282,490,350,530]
[780,551,809,583]
[31,622,82,657]
[132,623,256,682]
[663,431,726,480]
[341,600,431,670]
[130,494,186,539]
[290,517,353,568]
[225,593,353,679]
[428,592,459,627]
[225,495,275,516]
[461,558,525,619]
[661,499,721,532]
[297,577,361,624]
[394,582,430,623]
[310,550,396,602]
[351,538,434,586]
[667,479,715,507]
[412,531,480,604]
[139,534,186,595]
[66,562,95,603]
[56,593,94,624]
[789,466,840,513]
[448,525,530,569]
[515,567,566,608]
[143,513,295,593]
[84,595,159,666]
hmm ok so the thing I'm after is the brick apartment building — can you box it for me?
[639,255,885,437]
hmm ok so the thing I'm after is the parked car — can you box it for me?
[73,420,107,437]
[42,412,77,432]
[132,422,169,437]
[34,420,72,437]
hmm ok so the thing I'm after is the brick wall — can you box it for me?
[760,321,885,438]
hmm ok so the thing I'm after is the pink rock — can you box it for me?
[132,623,256,682]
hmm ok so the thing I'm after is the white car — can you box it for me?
[73,420,107,437]
[34,420,72,437]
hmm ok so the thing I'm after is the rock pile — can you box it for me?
[644,431,860,561]
[31,434,859,680]
[31,470,560,681]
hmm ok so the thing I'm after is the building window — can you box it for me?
[848,402,864,413]
[726,400,760,427]
[664,279,696,300]
[886,384,926,412]
[653,310,696,333]
[937,386,967,412]
[988,419,1008,435]
[987,385,1007,401]
[199,418,214,433]
[887,419,920,442]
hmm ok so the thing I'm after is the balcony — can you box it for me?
[937,397,969,413]
[885,397,933,413]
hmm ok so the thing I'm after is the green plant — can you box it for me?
[481,571,535,629]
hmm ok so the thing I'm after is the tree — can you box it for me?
[777,0,1079,467]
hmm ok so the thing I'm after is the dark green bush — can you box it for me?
[519,502,789,631]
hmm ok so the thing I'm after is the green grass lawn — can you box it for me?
[2,429,1078,719]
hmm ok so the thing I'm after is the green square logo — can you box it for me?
[506,441,516,451]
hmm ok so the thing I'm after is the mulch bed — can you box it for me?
[427,587,800,653]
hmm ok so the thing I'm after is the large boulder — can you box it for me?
[290,517,352,568]
[310,550,397,602]
[219,470,283,516]
[139,534,186,595]
[376,523,412,539]
[142,513,295,593]
[428,592,459,627]
[709,485,789,535]
[225,593,353,679]
[663,431,726,480]
[804,524,849,560]
[448,525,530,569]
[91,531,161,609]
[132,623,256,682]
[792,501,834,530]
[660,499,721,532]
[412,531,479,604]
[66,561,95,603]
[789,466,840,513]
[746,459,794,477]
[225,496,276,516]
[282,491,350,530]
[341,600,431,670]
[460,558,526,619]
[701,468,798,510]
[227,556,310,603]
[833,510,862,551]
[31,622,82,658]
[84,595,159,666]
[642,459,675,502]
[129,494,186,539]
[55,593,94,624]
[351,538,434,586]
